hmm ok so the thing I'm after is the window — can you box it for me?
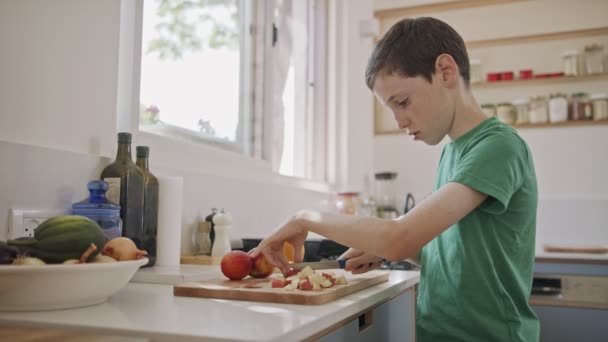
[139,0,250,153]
[135,0,329,183]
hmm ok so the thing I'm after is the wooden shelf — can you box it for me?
[466,26,608,49]
[375,119,608,135]
[514,119,608,129]
[472,73,608,89]
[373,0,524,20]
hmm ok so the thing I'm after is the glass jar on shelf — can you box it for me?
[584,44,604,74]
[496,103,516,125]
[481,104,496,117]
[590,93,608,121]
[548,93,569,123]
[529,96,549,124]
[512,98,530,125]
[335,192,360,215]
[470,59,483,83]
[570,92,592,120]
[561,50,580,76]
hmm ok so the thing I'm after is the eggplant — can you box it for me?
[0,240,20,264]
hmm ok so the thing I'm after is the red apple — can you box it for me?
[322,272,336,285]
[285,268,299,278]
[221,251,253,280]
[298,278,313,291]
[249,253,274,278]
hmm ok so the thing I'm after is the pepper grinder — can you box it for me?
[211,210,232,257]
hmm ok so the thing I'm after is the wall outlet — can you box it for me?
[8,208,69,239]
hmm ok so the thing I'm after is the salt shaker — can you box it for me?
[211,210,232,257]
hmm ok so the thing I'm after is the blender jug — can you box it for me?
[375,172,398,219]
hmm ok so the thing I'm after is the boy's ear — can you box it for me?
[435,54,459,87]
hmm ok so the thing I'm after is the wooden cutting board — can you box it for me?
[543,244,608,254]
[173,270,389,305]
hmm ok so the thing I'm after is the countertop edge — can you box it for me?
[0,271,420,342]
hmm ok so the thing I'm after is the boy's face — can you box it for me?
[372,70,454,145]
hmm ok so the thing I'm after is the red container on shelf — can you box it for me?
[501,71,514,81]
[487,73,501,82]
[519,69,533,80]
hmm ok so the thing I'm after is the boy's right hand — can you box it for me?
[339,248,384,274]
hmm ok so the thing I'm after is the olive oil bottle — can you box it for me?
[101,133,145,249]
[136,146,158,267]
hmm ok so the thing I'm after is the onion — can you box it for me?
[12,256,46,266]
[101,237,147,261]
[92,255,117,263]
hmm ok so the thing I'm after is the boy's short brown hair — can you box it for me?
[365,17,470,89]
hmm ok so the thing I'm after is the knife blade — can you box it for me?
[290,259,348,270]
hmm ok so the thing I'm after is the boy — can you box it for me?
[251,17,539,341]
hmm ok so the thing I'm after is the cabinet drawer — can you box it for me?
[317,287,416,342]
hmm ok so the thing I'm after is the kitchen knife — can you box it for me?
[290,259,348,270]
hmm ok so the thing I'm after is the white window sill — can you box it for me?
[135,130,329,194]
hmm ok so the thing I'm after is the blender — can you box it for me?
[374,172,399,219]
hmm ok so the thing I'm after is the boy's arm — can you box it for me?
[298,182,487,261]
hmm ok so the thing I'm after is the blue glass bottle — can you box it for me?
[72,180,122,240]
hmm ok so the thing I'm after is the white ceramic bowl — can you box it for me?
[0,258,148,311]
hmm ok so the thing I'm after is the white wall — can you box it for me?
[371,0,608,249]
[0,0,120,157]
[329,0,376,194]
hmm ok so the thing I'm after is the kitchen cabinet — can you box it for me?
[316,286,416,342]
[532,257,608,342]
[532,305,608,342]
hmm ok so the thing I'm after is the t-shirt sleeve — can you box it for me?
[450,133,528,214]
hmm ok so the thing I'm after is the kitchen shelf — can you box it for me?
[513,119,608,129]
[466,26,608,49]
[373,0,523,20]
[375,119,608,135]
[472,73,608,89]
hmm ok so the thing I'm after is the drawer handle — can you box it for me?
[358,310,374,333]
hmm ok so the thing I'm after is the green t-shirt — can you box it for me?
[416,117,540,342]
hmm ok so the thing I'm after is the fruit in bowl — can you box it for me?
[221,251,253,280]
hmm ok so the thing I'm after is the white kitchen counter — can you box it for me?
[0,268,419,342]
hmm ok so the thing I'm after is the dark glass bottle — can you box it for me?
[100,132,145,249]
[136,146,158,267]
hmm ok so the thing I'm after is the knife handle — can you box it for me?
[337,258,348,269]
